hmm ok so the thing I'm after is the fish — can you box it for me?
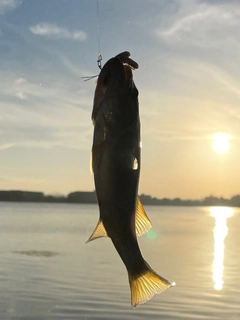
[87,51,174,307]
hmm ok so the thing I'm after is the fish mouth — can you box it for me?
[115,51,139,70]
[115,51,138,86]
[92,52,138,123]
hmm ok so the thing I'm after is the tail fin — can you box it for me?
[129,263,175,307]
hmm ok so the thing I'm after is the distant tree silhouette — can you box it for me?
[0,190,240,207]
[230,194,240,206]
[67,191,97,203]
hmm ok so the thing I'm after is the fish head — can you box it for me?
[92,51,139,124]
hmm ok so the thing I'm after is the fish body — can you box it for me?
[88,52,173,306]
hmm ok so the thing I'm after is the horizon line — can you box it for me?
[0,189,239,201]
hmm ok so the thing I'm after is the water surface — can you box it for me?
[0,202,239,319]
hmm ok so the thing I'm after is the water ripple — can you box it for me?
[0,203,239,319]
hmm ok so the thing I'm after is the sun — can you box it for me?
[212,133,230,154]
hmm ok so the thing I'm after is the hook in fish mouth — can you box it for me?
[115,51,139,70]
[81,51,138,82]
[91,51,139,124]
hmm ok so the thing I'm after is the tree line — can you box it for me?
[0,190,240,207]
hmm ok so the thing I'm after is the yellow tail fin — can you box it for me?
[129,264,175,307]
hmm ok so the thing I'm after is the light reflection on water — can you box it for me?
[210,207,233,291]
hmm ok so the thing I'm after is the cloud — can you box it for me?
[15,77,27,85]
[14,77,28,100]
[29,23,87,41]
[0,0,21,14]
[16,91,28,100]
[139,54,240,145]
[0,69,93,151]
[0,143,14,151]
[154,0,240,47]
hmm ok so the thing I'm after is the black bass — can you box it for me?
[87,51,174,307]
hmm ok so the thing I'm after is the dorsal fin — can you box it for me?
[86,219,108,243]
[135,197,152,237]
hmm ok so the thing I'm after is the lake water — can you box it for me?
[0,202,239,320]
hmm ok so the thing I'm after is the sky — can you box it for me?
[1,0,240,199]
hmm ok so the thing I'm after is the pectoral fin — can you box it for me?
[135,197,152,237]
[90,152,93,175]
[86,219,108,243]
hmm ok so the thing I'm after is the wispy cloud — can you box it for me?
[0,0,21,15]
[0,143,14,151]
[15,78,28,100]
[29,23,87,41]
[16,91,28,100]
[0,69,93,151]
[139,53,240,144]
[154,0,240,47]
[15,77,27,85]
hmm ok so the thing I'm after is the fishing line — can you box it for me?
[81,75,98,82]
[96,0,102,70]
[81,0,103,82]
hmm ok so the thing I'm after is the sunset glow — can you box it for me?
[212,133,230,154]
[1,1,240,199]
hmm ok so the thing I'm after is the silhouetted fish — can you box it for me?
[87,51,174,307]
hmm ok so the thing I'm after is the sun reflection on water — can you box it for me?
[210,207,233,290]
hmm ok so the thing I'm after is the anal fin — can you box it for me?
[135,197,152,237]
[86,219,108,243]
